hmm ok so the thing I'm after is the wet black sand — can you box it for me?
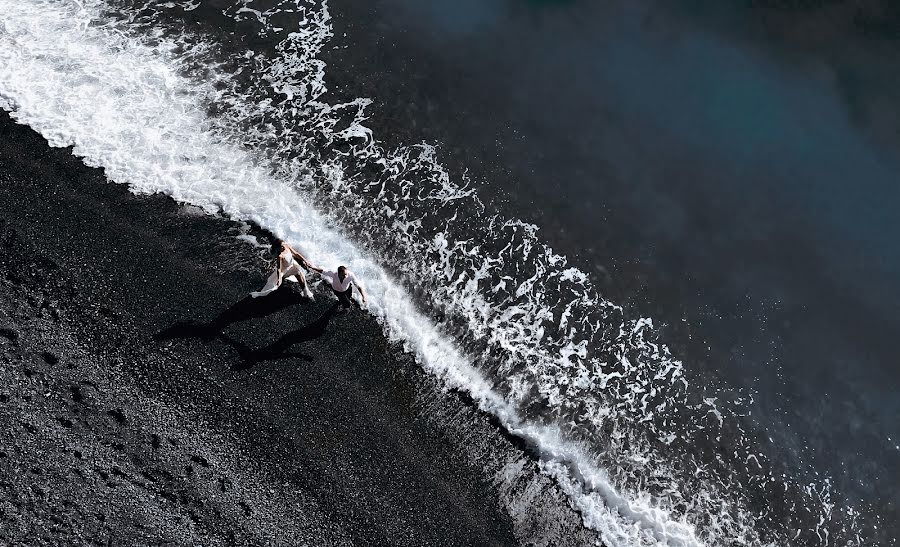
[0,110,596,546]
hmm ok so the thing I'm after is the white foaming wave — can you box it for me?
[220,8,872,546]
[203,4,870,545]
[196,9,791,546]
[0,1,707,545]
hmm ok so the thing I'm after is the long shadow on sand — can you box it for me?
[155,288,340,371]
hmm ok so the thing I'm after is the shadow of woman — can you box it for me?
[155,288,340,371]
[155,287,308,341]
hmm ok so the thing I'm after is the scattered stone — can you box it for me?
[106,408,127,425]
[41,352,58,365]
[190,454,210,468]
[0,328,17,344]
[160,490,177,504]
[238,501,252,516]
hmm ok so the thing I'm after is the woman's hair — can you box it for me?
[271,239,285,255]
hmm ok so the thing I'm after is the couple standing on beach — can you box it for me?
[250,240,367,310]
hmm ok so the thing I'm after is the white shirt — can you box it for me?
[321,270,358,292]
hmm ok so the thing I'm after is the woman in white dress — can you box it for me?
[251,240,315,299]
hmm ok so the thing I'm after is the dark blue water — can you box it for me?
[321,0,900,540]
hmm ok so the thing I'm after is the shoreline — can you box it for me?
[0,110,595,545]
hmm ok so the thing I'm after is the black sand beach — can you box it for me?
[0,110,594,545]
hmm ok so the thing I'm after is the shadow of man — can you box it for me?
[224,302,341,371]
[155,288,340,371]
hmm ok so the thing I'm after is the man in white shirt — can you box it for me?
[309,264,367,309]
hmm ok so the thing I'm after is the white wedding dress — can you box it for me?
[251,249,314,299]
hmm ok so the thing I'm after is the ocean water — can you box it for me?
[0,1,896,545]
